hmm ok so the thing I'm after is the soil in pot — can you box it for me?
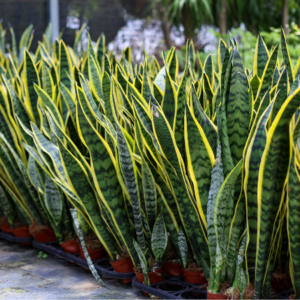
[183,263,207,284]
[80,233,105,260]
[29,221,56,243]
[243,283,254,299]
[163,260,183,276]
[271,270,292,292]
[110,246,134,283]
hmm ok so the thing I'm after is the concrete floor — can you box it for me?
[0,240,147,299]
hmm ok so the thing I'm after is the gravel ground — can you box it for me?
[0,240,147,299]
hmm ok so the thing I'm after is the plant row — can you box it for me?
[0,23,299,299]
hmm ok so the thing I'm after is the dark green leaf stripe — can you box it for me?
[204,54,214,85]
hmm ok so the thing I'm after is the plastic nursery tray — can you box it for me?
[132,273,293,300]
[132,274,207,299]
[0,230,33,243]
[32,240,135,280]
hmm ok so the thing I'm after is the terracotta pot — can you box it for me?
[11,225,32,246]
[34,228,57,243]
[0,224,12,233]
[183,269,207,284]
[110,256,134,284]
[207,289,228,299]
[79,246,105,260]
[61,239,80,254]
[163,262,183,276]
[271,276,292,292]
[135,268,163,295]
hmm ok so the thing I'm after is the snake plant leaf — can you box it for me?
[218,39,227,72]
[213,159,243,281]
[162,69,177,129]
[0,183,15,225]
[18,25,33,65]
[24,50,41,128]
[102,71,115,124]
[289,76,300,97]
[141,157,157,230]
[31,122,67,183]
[207,142,224,292]
[256,44,279,102]
[178,225,188,269]
[191,86,218,157]
[0,143,42,224]
[250,75,260,100]
[151,211,167,260]
[57,138,119,259]
[88,55,104,104]
[104,54,111,74]
[154,66,166,94]
[70,209,107,288]
[253,33,269,78]
[273,67,280,87]
[226,47,250,166]
[203,73,215,117]
[152,105,210,279]
[287,147,300,297]
[133,240,150,285]
[97,33,105,67]
[77,101,139,265]
[185,104,215,221]
[59,40,73,91]
[280,27,294,84]
[34,84,64,128]
[220,48,230,101]
[60,82,76,124]
[41,63,54,100]
[116,125,146,251]
[219,54,235,177]
[168,47,178,81]
[141,59,152,104]
[255,86,300,298]
[244,101,274,280]
[204,54,214,85]
[44,173,63,225]
[174,62,188,156]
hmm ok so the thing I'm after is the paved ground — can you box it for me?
[0,240,147,299]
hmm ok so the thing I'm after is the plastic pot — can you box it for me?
[79,246,105,260]
[0,224,12,233]
[207,289,228,299]
[271,276,292,292]
[61,239,80,254]
[34,228,57,243]
[135,268,163,295]
[110,256,134,284]
[183,269,207,284]
[163,262,183,276]
[11,225,32,245]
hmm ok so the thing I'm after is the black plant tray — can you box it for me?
[132,274,207,299]
[32,240,135,280]
[0,230,33,243]
[132,272,293,299]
